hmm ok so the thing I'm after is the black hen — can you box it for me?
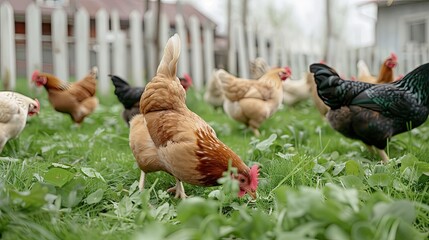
[110,74,193,126]
[110,75,143,126]
[310,63,429,163]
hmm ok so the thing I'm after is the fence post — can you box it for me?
[25,3,42,87]
[75,7,89,80]
[96,9,110,94]
[236,21,248,78]
[203,22,215,85]
[189,15,203,90]
[257,32,268,65]
[111,10,127,79]
[175,14,189,78]
[228,20,237,75]
[130,10,144,87]
[159,13,169,58]
[246,18,256,63]
[144,10,156,80]
[0,2,16,90]
[52,8,69,81]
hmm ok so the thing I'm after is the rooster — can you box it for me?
[357,53,398,84]
[110,73,193,126]
[129,34,259,199]
[32,68,98,124]
[0,91,40,152]
[218,67,291,136]
[310,62,429,163]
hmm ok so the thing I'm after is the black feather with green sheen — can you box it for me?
[309,63,429,150]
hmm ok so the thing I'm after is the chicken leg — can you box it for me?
[377,149,389,164]
[138,170,145,190]
[167,178,187,199]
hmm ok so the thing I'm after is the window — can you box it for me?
[407,20,426,44]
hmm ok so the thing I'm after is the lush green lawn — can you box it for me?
[1,80,428,239]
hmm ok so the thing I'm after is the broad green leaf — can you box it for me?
[255,134,277,151]
[325,184,359,212]
[339,175,365,190]
[177,197,218,222]
[325,224,350,240]
[81,167,106,182]
[351,222,375,240]
[367,173,392,187]
[58,177,85,208]
[44,168,75,187]
[373,200,416,224]
[332,163,346,176]
[9,183,48,209]
[345,160,362,176]
[313,163,326,173]
[116,196,134,217]
[399,154,419,173]
[85,189,104,204]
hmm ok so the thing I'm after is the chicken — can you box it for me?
[250,57,270,79]
[203,69,225,109]
[282,72,312,106]
[0,91,40,152]
[110,74,193,126]
[308,73,330,117]
[218,66,291,136]
[31,68,98,124]
[129,34,259,199]
[310,62,429,163]
[357,53,398,84]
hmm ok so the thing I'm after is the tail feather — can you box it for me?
[109,75,144,109]
[156,34,181,78]
[310,63,373,109]
[140,34,184,114]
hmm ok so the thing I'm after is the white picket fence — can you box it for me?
[1,1,429,95]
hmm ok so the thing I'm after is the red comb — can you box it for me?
[390,53,397,61]
[183,73,192,85]
[250,164,259,191]
[31,70,39,81]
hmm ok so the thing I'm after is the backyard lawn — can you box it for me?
[1,80,428,239]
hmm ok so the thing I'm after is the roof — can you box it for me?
[361,0,428,7]
[3,0,216,26]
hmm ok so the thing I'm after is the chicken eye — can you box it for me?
[239,178,246,183]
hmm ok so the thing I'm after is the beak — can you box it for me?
[248,189,257,200]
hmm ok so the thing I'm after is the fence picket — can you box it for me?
[96,9,110,94]
[176,14,189,78]
[189,15,203,90]
[75,7,89,80]
[52,8,68,82]
[25,3,41,86]
[0,2,16,90]
[129,10,144,86]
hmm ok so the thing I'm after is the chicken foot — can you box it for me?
[167,178,188,199]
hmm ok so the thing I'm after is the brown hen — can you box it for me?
[129,34,259,199]
[218,67,291,136]
[32,68,98,124]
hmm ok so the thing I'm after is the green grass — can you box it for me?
[1,81,429,239]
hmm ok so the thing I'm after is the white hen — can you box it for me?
[0,91,40,152]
